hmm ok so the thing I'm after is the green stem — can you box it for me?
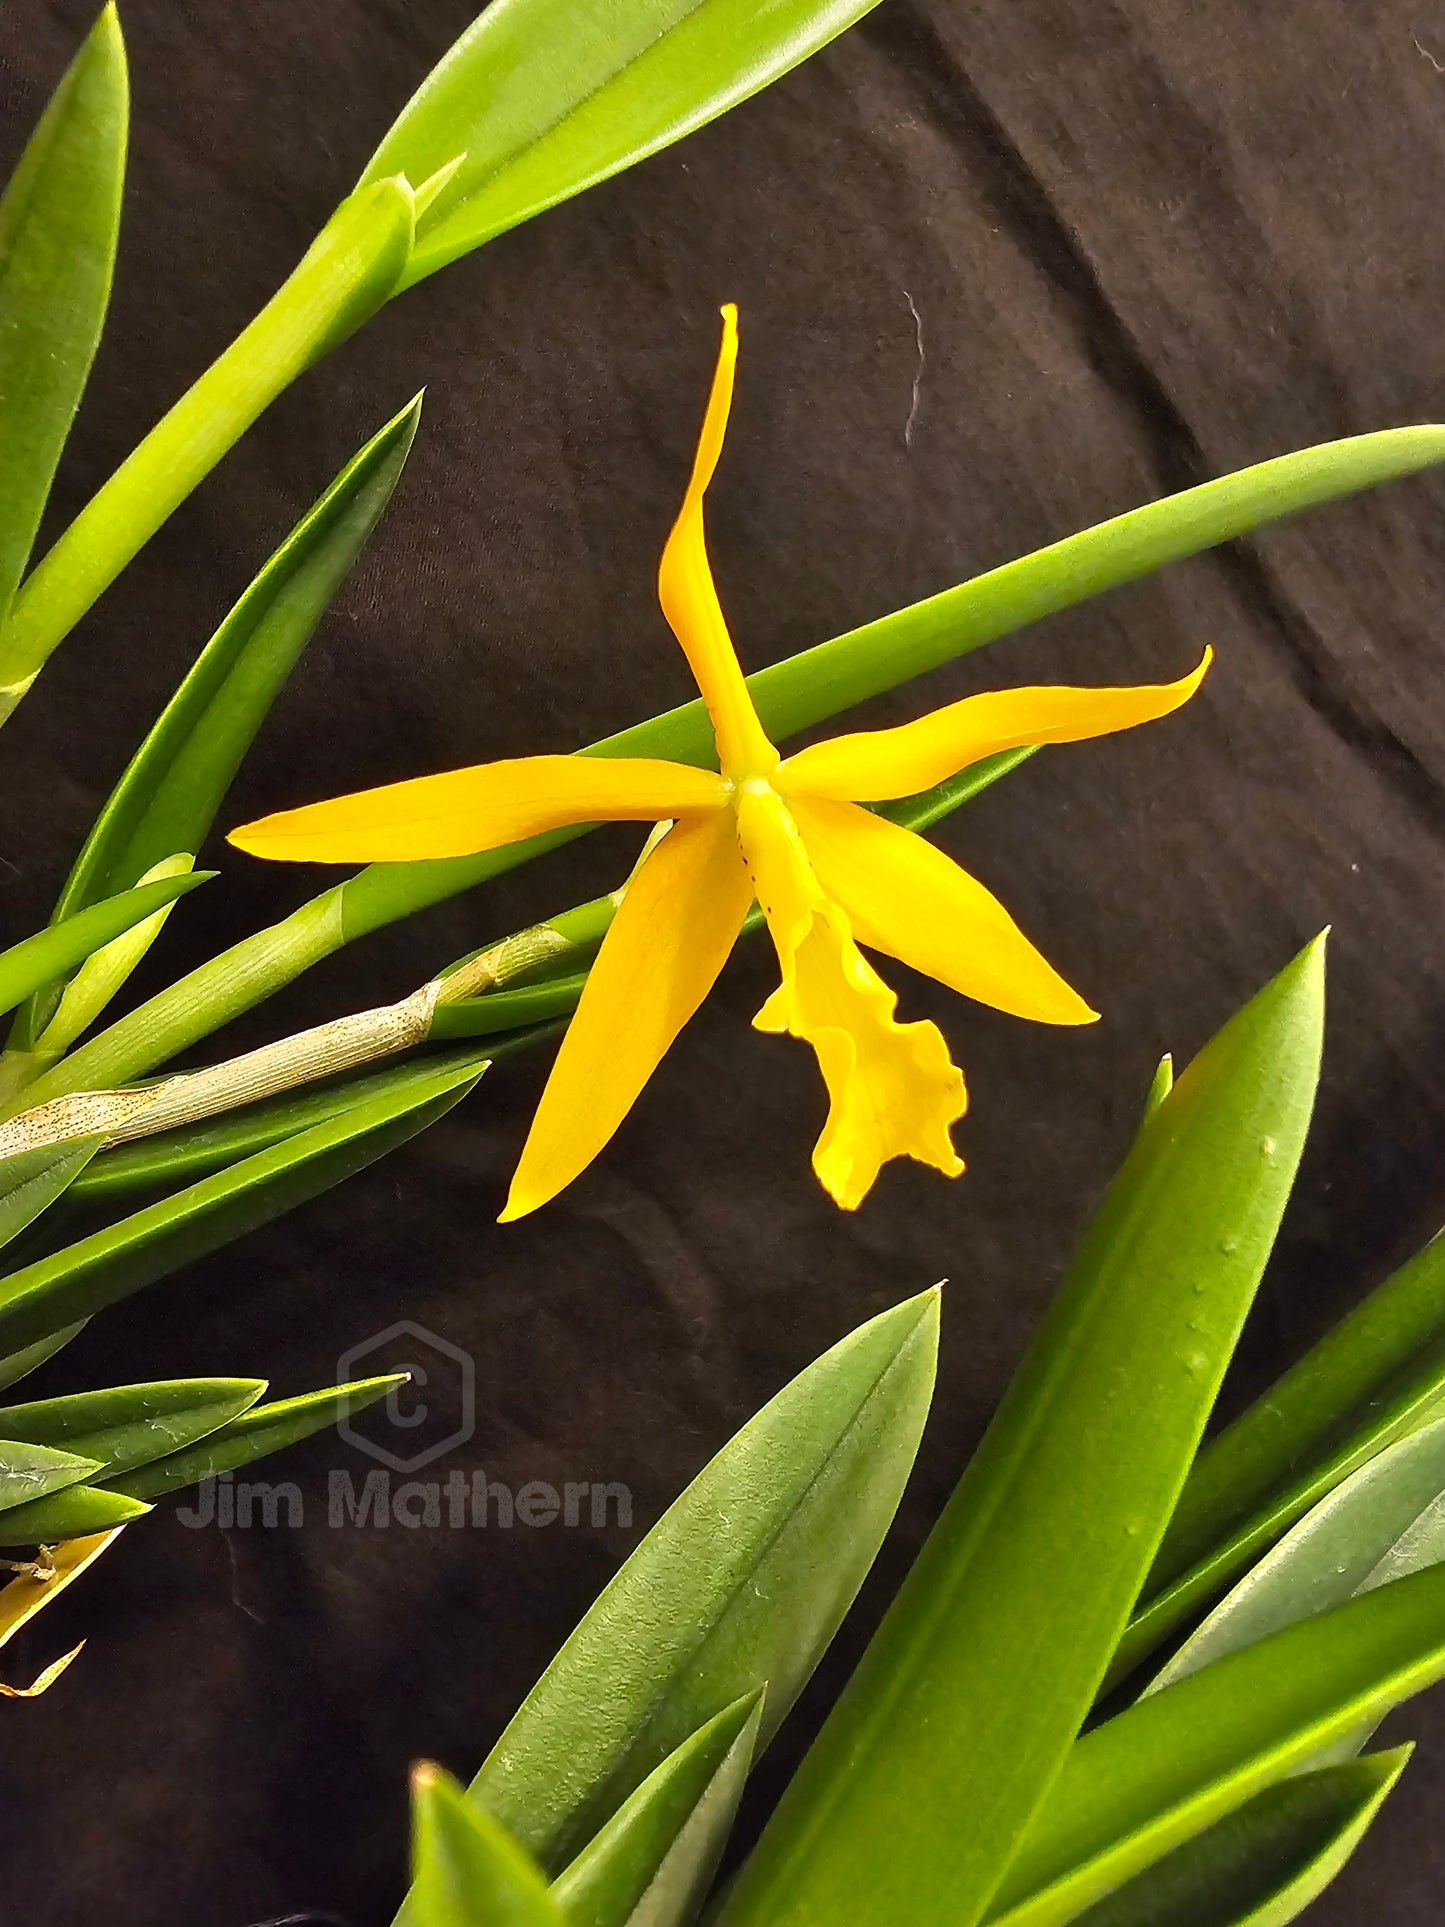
[0,181,415,695]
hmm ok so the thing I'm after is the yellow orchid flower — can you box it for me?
[231,306,1209,1217]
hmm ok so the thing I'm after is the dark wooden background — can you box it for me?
[2,3,1445,1921]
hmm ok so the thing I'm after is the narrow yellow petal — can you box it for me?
[778,649,1213,802]
[0,1641,84,1698]
[657,305,777,778]
[737,785,965,1210]
[792,795,1098,1026]
[0,1526,125,1697]
[501,811,752,1219]
[229,756,728,863]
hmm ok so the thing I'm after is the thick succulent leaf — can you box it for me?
[551,1692,763,1927]
[984,1564,1445,1926]
[0,871,211,1024]
[1070,1748,1410,1927]
[715,942,1325,1927]
[1118,1227,1445,1684]
[1146,1415,1445,1728]
[52,396,422,924]
[69,1046,503,1204]
[363,0,880,286]
[460,1289,937,1876]
[0,1376,264,1481]
[0,1321,86,1394]
[0,180,415,689]
[0,1438,102,1513]
[0,1137,103,1252]
[411,1762,565,1927]
[102,1371,405,1502]
[0,5,126,647]
[33,429,1445,1101]
[0,1481,149,1543]
[0,1052,485,1356]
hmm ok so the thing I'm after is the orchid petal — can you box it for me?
[792,795,1098,1026]
[229,756,728,863]
[658,304,777,778]
[778,649,1212,802]
[737,786,965,1210]
[501,810,752,1219]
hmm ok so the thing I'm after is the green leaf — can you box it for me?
[0,1480,149,1542]
[0,1137,103,1251]
[411,1762,564,1927]
[0,5,126,660]
[102,1371,405,1502]
[0,180,415,692]
[1117,1227,1445,1685]
[0,1376,264,1481]
[0,1050,486,1357]
[364,0,882,287]
[0,871,211,1023]
[0,1437,101,1514]
[28,853,199,1063]
[54,396,422,922]
[0,1321,86,1394]
[462,1289,938,1876]
[68,1046,504,1205]
[1070,1748,1410,1927]
[33,424,1445,1104]
[1146,1414,1445,1712]
[985,1564,1445,1926]
[551,1691,763,1927]
[718,939,1326,1927]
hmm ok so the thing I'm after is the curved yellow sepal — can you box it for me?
[779,649,1213,802]
[657,304,777,780]
[230,755,728,863]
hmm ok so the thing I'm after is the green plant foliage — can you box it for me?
[52,396,423,924]
[0,181,416,691]
[550,1691,764,1927]
[0,1437,101,1514]
[0,4,126,651]
[1070,1748,1410,1927]
[0,871,211,1024]
[1116,1226,1445,1684]
[0,1322,86,1395]
[68,1046,509,1205]
[363,0,884,286]
[0,1138,103,1252]
[0,1372,402,1541]
[0,1481,149,1540]
[410,1762,564,1927]
[1144,1413,1445,1770]
[461,1288,938,1876]
[102,1371,403,1502]
[0,1050,486,1357]
[0,1377,263,1483]
[985,1566,1445,1925]
[717,940,1325,1927]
